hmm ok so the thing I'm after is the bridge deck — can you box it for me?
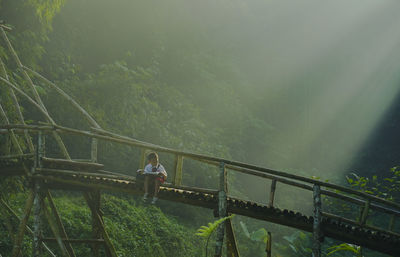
[2,158,399,256]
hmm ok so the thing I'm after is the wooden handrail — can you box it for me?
[1,123,400,211]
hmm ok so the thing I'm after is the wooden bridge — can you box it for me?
[1,24,400,257]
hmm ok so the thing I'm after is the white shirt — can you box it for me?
[144,163,167,178]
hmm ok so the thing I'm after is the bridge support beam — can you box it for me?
[226,218,240,257]
[312,184,322,257]
[33,181,45,257]
[214,162,227,257]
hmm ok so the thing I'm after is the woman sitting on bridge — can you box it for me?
[139,152,167,204]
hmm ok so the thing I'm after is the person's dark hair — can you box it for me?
[147,152,159,162]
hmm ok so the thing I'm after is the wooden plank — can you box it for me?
[11,190,34,257]
[41,157,104,170]
[33,183,45,257]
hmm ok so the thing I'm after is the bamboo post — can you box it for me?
[139,148,147,169]
[91,138,98,163]
[46,191,77,257]
[5,131,10,154]
[0,27,71,160]
[173,154,184,186]
[359,199,370,226]
[90,191,101,257]
[214,162,227,257]
[83,193,118,257]
[11,191,34,257]
[43,201,70,257]
[312,184,322,257]
[389,215,396,231]
[226,218,240,257]
[32,181,45,257]
[266,232,272,257]
[0,57,34,152]
[32,132,45,257]
[268,179,277,207]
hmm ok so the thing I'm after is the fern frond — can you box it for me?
[195,214,235,238]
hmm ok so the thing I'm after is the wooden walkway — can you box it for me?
[0,23,400,257]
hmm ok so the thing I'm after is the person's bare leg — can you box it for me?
[154,180,161,198]
[143,176,149,200]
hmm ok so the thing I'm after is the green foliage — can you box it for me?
[346,167,400,202]
[239,221,269,243]
[195,214,235,238]
[0,192,204,257]
[275,231,313,257]
[327,243,362,257]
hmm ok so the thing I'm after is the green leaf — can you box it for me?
[239,221,250,238]
[250,228,267,242]
[195,214,235,238]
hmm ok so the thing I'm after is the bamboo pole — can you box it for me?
[268,179,277,207]
[0,103,22,154]
[226,218,240,257]
[83,193,118,257]
[33,182,45,257]
[0,198,56,257]
[0,57,34,152]
[0,28,71,160]
[173,154,184,186]
[0,27,46,111]
[359,199,370,226]
[214,162,227,257]
[42,238,105,243]
[85,190,102,257]
[46,190,77,257]
[139,148,148,169]
[11,190,34,257]
[266,232,272,257]
[43,200,70,257]
[0,77,70,159]
[312,185,322,257]
[22,66,101,129]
